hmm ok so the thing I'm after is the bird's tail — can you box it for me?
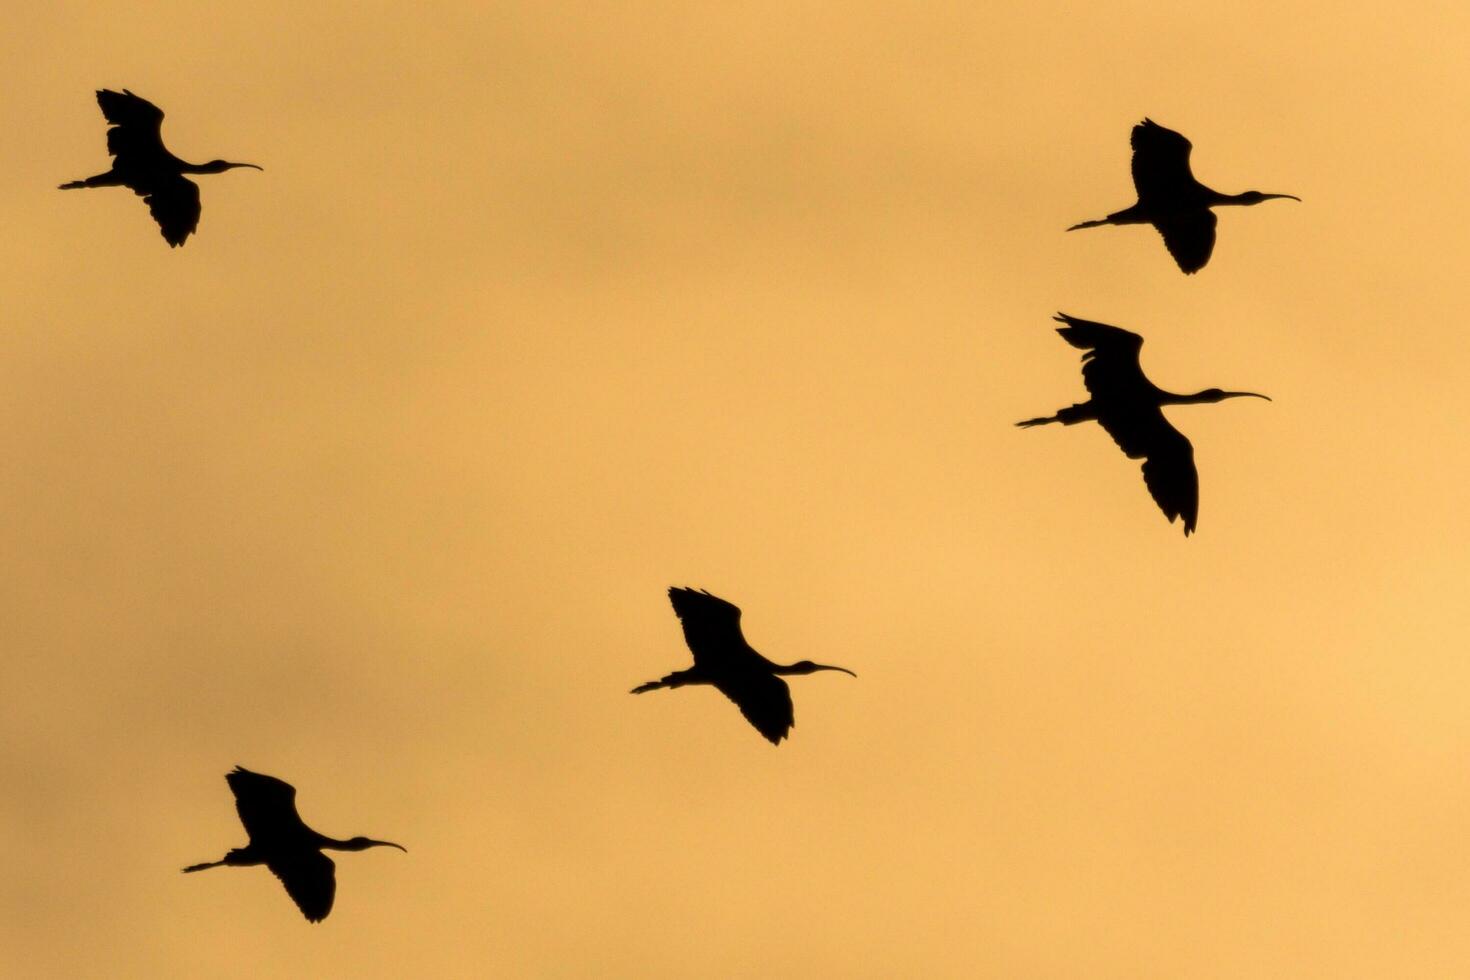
[1016,403,1094,427]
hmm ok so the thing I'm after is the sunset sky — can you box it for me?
[5,2,1470,976]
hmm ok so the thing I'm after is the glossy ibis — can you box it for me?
[1017,313,1270,535]
[1068,119,1298,273]
[632,587,855,744]
[60,89,261,246]
[183,767,404,922]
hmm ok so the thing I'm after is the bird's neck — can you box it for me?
[1207,190,1253,207]
[180,160,238,175]
[1159,389,1213,406]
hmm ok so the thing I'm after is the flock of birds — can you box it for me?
[60,91,1296,921]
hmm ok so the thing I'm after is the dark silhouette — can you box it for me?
[183,767,404,922]
[632,587,855,744]
[60,89,261,246]
[1068,119,1298,273]
[1017,313,1270,535]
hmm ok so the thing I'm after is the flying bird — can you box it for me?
[60,89,261,246]
[1017,313,1270,535]
[632,587,855,744]
[1067,118,1298,273]
[183,767,405,922]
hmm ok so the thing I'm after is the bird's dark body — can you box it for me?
[632,587,854,744]
[183,767,404,922]
[1017,314,1269,535]
[60,89,260,246]
[1068,119,1298,273]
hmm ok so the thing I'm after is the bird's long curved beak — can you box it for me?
[370,839,407,852]
[1264,193,1300,202]
[815,664,857,677]
[1225,391,1271,401]
[231,162,264,171]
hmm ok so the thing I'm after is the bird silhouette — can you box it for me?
[1017,313,1270,535]
[60,89,261,246]
[182,767,404,922]
[632,587,855,744]
[1068,118,1298,273]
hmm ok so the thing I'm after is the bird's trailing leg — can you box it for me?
[181,848,255,873]
[1067,206,1147,231]
[58,171,124,190]
[630,668,700,694]
[182,857,226,873]
[1016,402,1096,428]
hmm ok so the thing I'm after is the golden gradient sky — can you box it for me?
[5,2,1470,976]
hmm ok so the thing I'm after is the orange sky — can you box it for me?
[4,2,1470,977]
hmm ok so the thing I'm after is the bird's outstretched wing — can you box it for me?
[96,89,166,160]
[668,587,749,669]
[1053,313,1148,402]
[1089,405,1199,534]
[268,851,336,923]
[1138,423,1198,534]
[1152,211,1216,274]
[226,767,305,845]
[136,176,201,247]
[1130,118,1195,203]
[92,89,200,245]
[714,672,795,745]
[1052,313,1199,534]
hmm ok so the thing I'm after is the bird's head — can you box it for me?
[785,660,857,677]
[1199,388,1272,403]
[1236,190,1299,205]
[199,159,263,174]
[342,836,407,852]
